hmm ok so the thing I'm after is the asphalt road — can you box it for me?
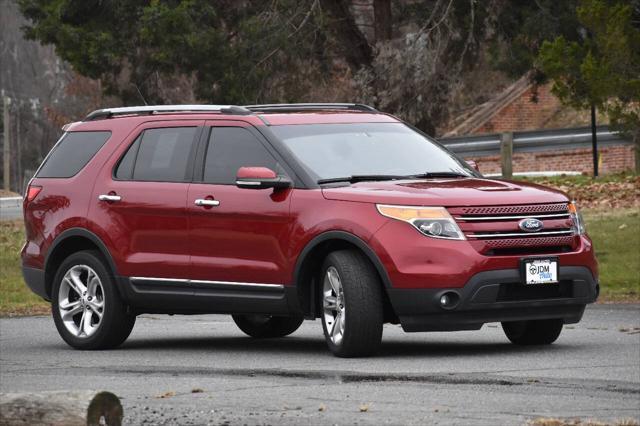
[1,305,639,425]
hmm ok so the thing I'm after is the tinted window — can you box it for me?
[37,131,111,178]
[114,135,141,180]
[131,127,198,182]
[204,127,281,184]
[270,123,475,181]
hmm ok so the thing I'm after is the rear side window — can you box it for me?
[116,127,198,182]
[37,131,111,178]
[203,127,281,184]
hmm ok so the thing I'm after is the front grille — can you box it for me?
[458,203,569,215]
[449,203,578,255]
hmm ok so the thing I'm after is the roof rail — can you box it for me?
[83,104,252,121]
[243,103,377,113]
[83,103,378,121]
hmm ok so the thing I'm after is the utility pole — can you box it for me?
[590,105,598,177]
[3,92,10,191]
[16,106,22,194]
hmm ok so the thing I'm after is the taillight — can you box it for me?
[25,185,42,202]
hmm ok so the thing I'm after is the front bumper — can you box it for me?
[387,266,598,332]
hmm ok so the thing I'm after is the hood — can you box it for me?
[321,178,569,206]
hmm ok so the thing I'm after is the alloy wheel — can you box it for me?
[322,266,345,345]
[58,265,105,338]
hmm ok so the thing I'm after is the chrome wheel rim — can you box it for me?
[322,266,345,345]
[58,265,105,338]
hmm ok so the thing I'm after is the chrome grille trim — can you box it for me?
[466,230,574,239]
[455,213,570,221]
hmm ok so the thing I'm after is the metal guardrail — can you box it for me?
[438,125,631,157]
[0,196,23,221]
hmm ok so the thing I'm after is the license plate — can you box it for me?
[523,258,558,285]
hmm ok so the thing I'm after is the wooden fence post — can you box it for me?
[500,132,513,179]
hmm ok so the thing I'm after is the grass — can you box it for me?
[583,208,640,302]
[520,172,637,186]
[0,221,49,316]
[517,173,639,210]
[1,209,639,316]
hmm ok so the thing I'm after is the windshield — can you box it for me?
[270,123,475,182]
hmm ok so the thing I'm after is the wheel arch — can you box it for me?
[44,228,118,299]
[292,231,395,320]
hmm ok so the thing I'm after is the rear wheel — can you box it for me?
[320,250,384,357]
[502,319,563,345]
[51,250,135,350]
[232,314,303,338]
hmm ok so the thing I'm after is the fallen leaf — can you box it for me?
[619,223,628,229]
[155,391,176,399]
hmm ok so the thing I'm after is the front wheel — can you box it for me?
[232,314,303,338]
[51,250,135,350]
[502,319,563,345]
[320,250,384,358]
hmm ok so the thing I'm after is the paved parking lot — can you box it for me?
[1,304,639,425]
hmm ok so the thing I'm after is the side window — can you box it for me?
[203,127,282,184]
[116,127,198,182]
[114,135,141,180]
[37,131,111,178]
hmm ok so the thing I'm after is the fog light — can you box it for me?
[438,291,460,309]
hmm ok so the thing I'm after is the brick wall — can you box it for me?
[475,84,562,134]
[465,144,636,176]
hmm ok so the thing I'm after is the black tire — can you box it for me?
[320,250,384,357]
[232,314,303,338]
[502,319,563,345]
[51,250,135,350]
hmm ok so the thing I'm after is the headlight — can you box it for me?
[568,201,586,235]
[377,205,465,240]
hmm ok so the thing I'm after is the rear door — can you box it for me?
[187,121,293,285]
[89,120,202,279]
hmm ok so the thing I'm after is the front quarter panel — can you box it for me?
[286,190,388,283]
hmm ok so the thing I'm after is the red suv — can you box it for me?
[21,104,598,357]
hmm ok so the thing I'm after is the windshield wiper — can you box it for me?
[317,172,471,185]
[405,172,470,179]
[317,174,406,185]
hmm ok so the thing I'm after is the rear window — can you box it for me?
[37,131,111,178]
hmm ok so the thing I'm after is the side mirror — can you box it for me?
[466,160,480,173]
[236,167,292,190]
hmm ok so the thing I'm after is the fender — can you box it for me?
[45,227,119,277]
[293,230,393,289]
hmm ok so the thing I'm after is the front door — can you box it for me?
[187,122,293,285]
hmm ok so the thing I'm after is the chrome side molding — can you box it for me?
[130,276,284,289]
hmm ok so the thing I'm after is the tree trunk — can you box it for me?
[373,0,392,41]
[0,391,123,426]
[319,0,373,70]
[635,128,640,174]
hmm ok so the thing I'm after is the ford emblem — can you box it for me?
[519,218,544,232]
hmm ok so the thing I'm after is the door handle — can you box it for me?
[195,198,220,207]
[98,194,122,202]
